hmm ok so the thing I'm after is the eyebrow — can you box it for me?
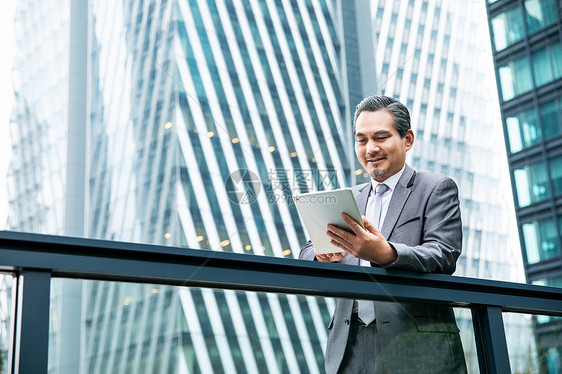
[355,130,392,137]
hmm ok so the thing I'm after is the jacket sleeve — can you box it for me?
[299,240,317,261]
[385,177,462,275]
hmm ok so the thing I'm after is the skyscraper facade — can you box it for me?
[486,0,562,371]
[7,0,531,372]
[12,0,349,372]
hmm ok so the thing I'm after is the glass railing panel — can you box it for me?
[502,311,556,374]
[47,278,493,374]
[48,279,337,374]
[0,273,15,373]
[455,308,481,373]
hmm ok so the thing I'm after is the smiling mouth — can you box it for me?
[366,156,386,164]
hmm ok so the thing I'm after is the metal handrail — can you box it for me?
[2,230,561,374]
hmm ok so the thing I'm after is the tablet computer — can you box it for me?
[293,188,364,254]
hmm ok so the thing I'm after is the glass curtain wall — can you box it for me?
[487,0,562,371]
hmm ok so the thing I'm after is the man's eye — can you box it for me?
[356,139,366,143]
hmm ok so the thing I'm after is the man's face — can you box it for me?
[354,110,414,182]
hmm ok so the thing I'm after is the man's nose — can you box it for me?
[366,141,380,154]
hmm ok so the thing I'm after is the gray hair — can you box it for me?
[353,95,411,138]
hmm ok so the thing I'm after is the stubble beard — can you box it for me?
[370,169,389,180]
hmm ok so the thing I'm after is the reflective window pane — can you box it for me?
[553,42,562,79]
[454,308,480,373]
[524,0,558,35]
[514,168,532,207]
[491,7,525,51]
[503,312,559,373]
[513,161,551,207]
[531,42,562,87]
[499,57,533,101]
[539,220,560,261]
[532,48,554,86]
[549,154,562,196]
[506,117,524,153]
[522,223,541,264]
[527,279,562,372]
[522,217,561,264]
[49,280,335,373]
[0,274,15,373]
[46,279,490,373]
[530,162,551,201]
[506,107,541,153]
[540,99,561,139]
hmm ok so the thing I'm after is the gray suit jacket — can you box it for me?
[299,164,467,373]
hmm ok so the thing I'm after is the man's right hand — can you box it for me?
[315,251,347,262]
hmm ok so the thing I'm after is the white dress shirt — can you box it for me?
[360,164,405,267]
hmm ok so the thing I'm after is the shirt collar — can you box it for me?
[370,164,406,194]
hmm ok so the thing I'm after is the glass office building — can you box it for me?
[486,0,562,371]
[6,0,531,372]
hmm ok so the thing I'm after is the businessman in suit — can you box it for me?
[299,96,466,373]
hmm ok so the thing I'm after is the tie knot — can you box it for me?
[376,183,389,195]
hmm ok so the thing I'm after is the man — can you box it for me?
[299,96,466,373]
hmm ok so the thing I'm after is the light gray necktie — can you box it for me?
[358,183,389,325]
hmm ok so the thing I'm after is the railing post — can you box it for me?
[472,306,511,374]
[13,270,51,374]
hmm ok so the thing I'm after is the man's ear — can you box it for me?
[404,129,414,151]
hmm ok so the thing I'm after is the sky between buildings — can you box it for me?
[0,0,18,229]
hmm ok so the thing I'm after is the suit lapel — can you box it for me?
[381,165,415,238]
[355,183,372,216]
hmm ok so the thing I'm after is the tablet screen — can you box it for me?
[293,188,364,254]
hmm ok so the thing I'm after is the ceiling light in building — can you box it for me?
[164,122,173,130]
[208,131,214,137]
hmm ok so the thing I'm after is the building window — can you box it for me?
[506,107,541,153]
[513,161,551,207]
[540,99,562,139]
[531,41,562,87]
[522,217,560,264]
[549,154,562,196]
[524,0,558,35]
[498,56,533,101]
[532,277,562,323]
[491,7,525,51]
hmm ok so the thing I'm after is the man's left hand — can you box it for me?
[326,213,398,266]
